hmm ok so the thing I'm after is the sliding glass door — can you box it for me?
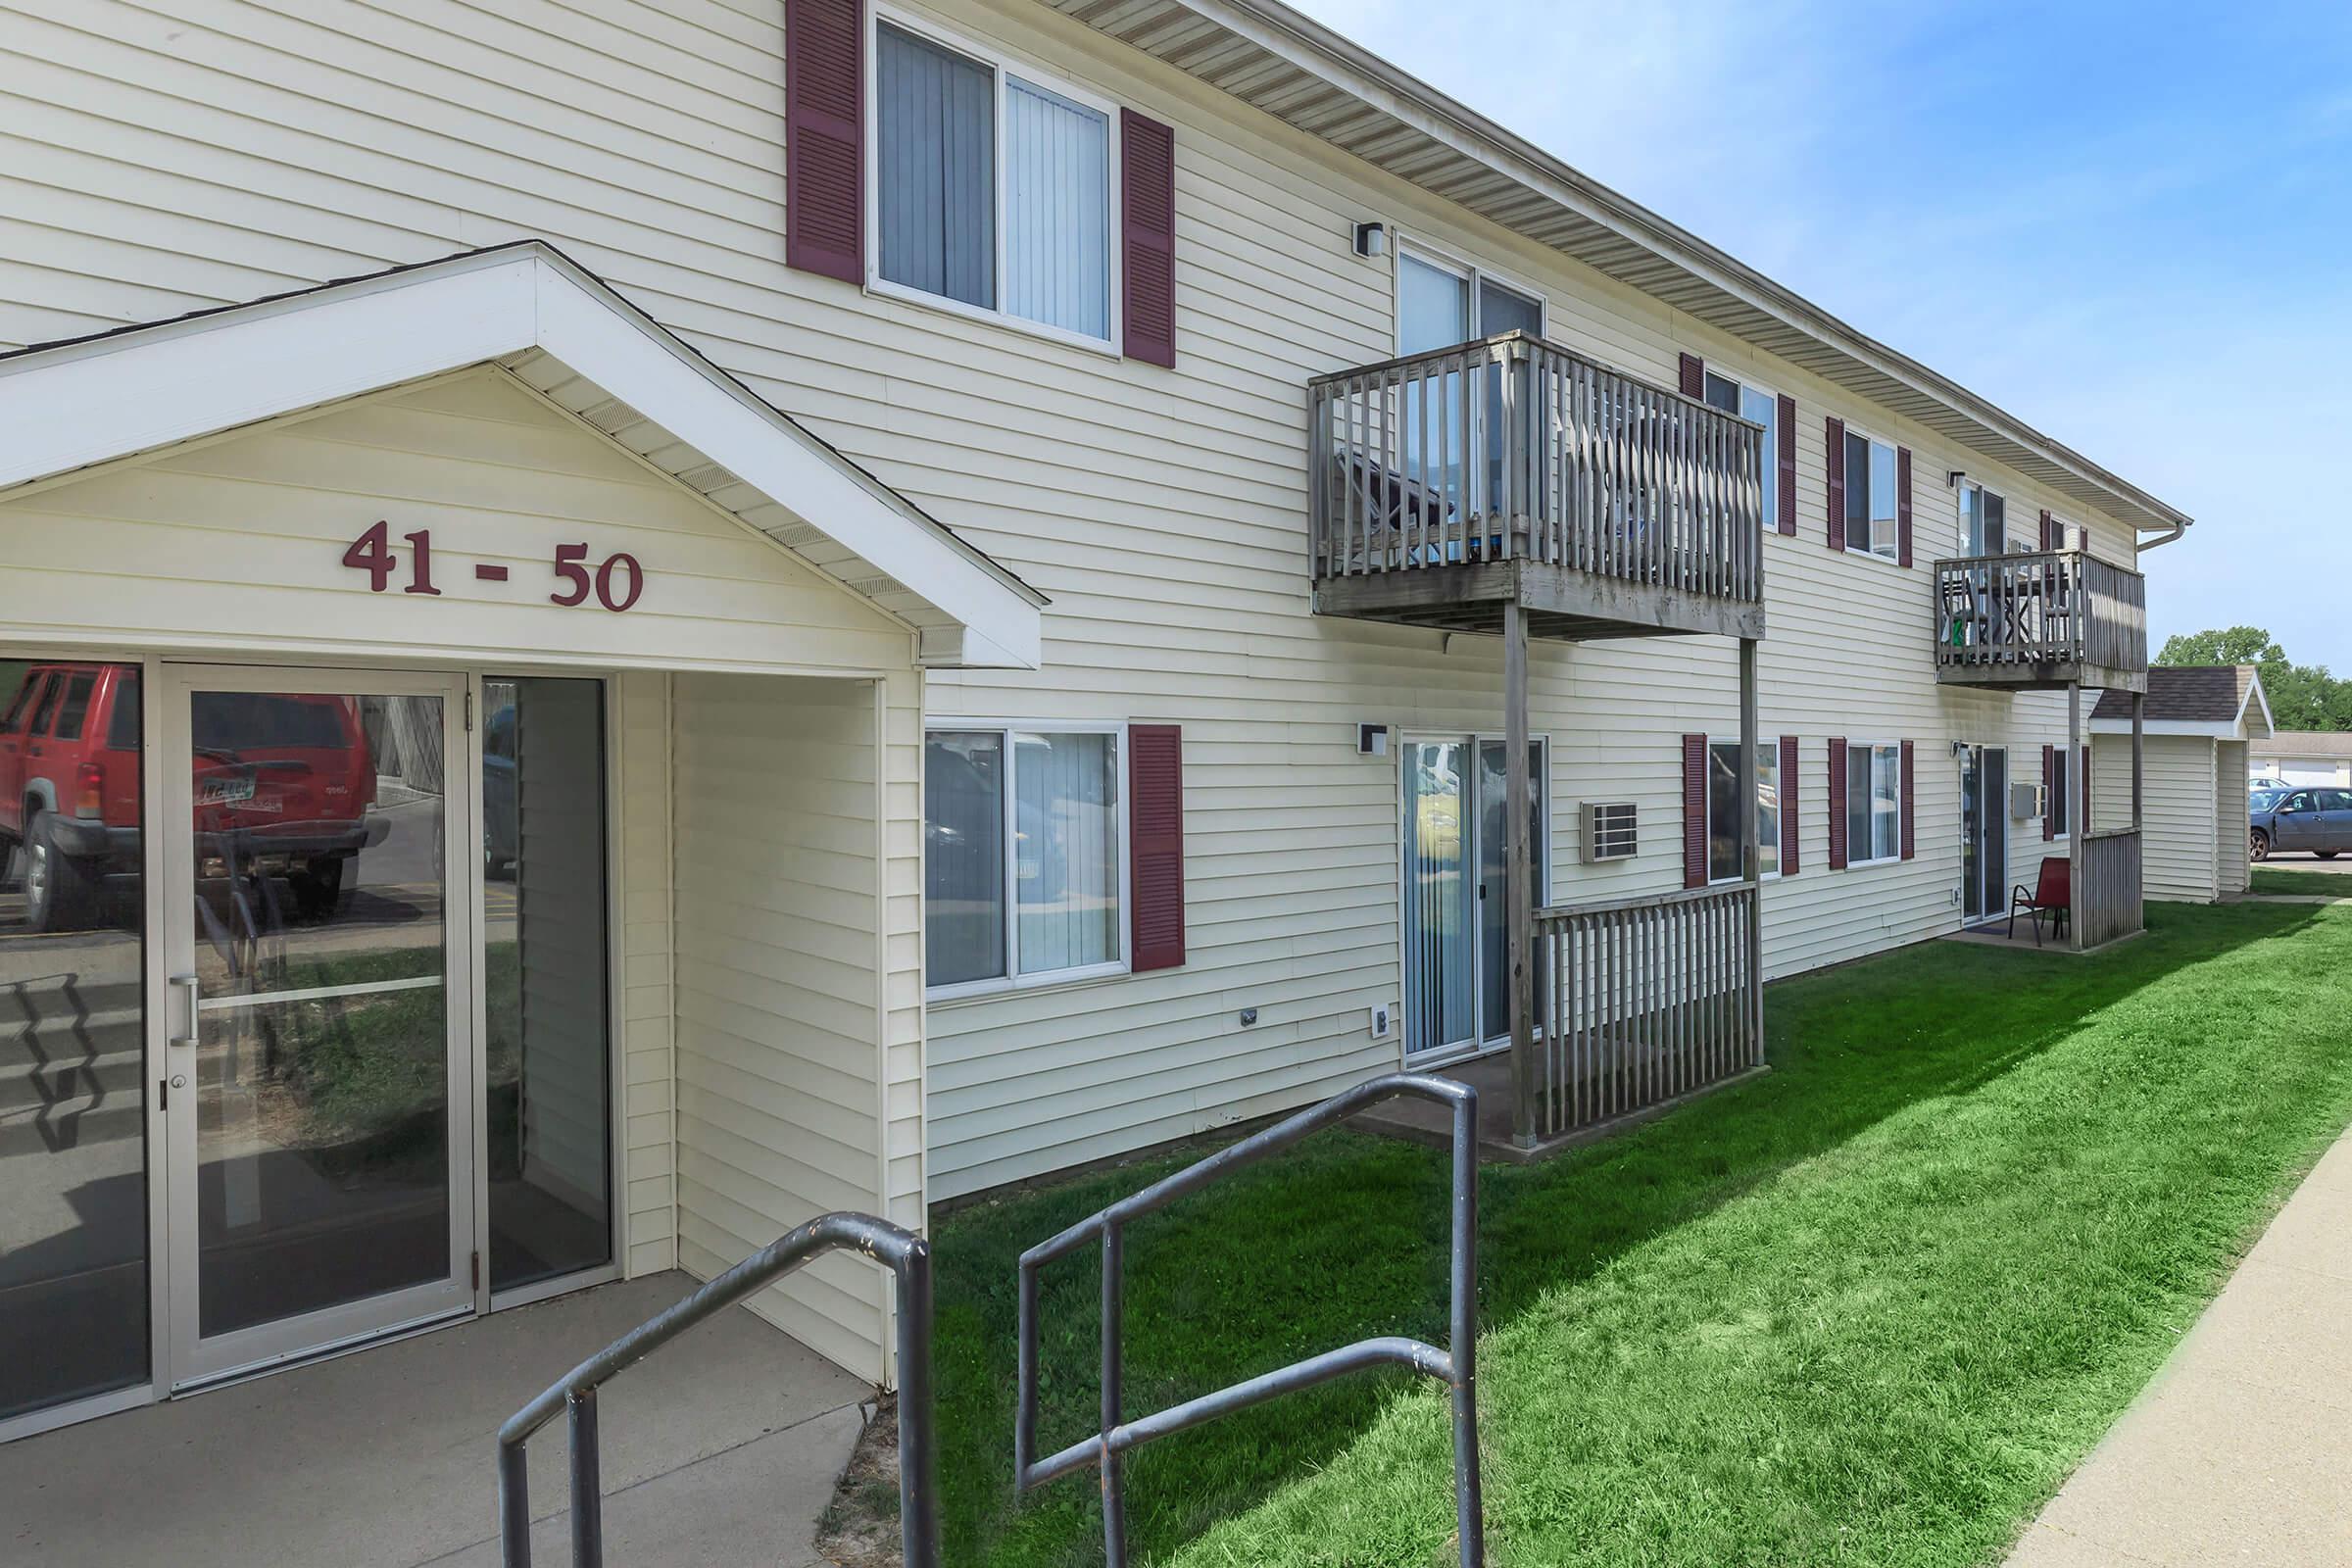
[1403,735,1545,1060]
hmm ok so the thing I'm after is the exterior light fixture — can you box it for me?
[1353,220,1389,259]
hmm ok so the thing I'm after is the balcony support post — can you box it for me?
[1505,598,1537,1149]
[1740,636,1762,1060]
[2069,680,2085,953]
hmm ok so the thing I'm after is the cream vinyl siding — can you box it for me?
[670,672,920,1382]
[2093,733,2217,902]
[0,0,2146,1199]
[2217,742,2250,897]
[616,670,679,1277]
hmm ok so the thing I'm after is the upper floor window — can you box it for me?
[873,17,1113,345]
[1396,247,1543,354]
[1959,481,2006,557]
[1843,427,1900,561]
[1702,371,1781,534]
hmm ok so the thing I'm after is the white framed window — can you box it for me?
[1958,480,2007,557]
[2050,747,2071,839]
[1707,737,1782,883]
[1845,741,1903,865]
[924,721,1127,996]
[1702,370,1781,535]
[1842,424,1901,561]
[868,8,1119,351]
[1395,241,1544,354]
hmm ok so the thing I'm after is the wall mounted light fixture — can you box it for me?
[1353,220,1389,259]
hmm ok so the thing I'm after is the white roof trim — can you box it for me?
[2234,671,2276,740]
[0,241,1046,669]
[2089,673,2275,741]
[1053,0,2190,536]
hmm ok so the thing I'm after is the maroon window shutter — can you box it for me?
[1776,393,1797,536]
[785,0,863,285]
[1120,110,1177,368]
[1679,353,1705,399]
[1682,734,1708,890]
[2038,509,2054,551]
[1896,446,1914,567]
[1128,724,1185,971]
[1899,740,1916,859]
[1780,735,1800,873]
[1825,416,1846,552]
[1828,738,1848,870]
[2043,744,2056,841]
[2082,743,2092,831]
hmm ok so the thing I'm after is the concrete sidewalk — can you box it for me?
[2008,1129,2352,1565]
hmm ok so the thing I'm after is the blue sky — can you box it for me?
[1293,0,2352,667]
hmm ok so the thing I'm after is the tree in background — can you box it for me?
[2156,626,2352,731]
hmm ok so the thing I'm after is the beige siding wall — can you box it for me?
[0,0,2146,1201]
[2217,742,2251,897]
[616,669,679,1276]
[670,671,918,1382]
[2093,733,2218,902]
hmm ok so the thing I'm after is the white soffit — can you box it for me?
[0,241,1047,670]
[1049,0,2194,537]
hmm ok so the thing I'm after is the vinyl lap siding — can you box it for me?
[2092,734,2216,902]
[0,0,2145,1203]
[670,672,904,1381]
[616,669,678,1276]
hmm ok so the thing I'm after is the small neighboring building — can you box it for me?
[2250,730,2352,788]
[2091,667,2271,902]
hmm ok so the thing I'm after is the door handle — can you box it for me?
[170,972,200,1049]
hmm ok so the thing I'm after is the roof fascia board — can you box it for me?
[1176,0,2191,531]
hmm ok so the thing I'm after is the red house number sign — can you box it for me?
[341,521,644,612]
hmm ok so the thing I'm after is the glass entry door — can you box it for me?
[1960,746,2009,923]
[161,667,473,1388]
[1402,736,1544,1059]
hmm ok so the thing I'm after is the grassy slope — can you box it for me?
[926,902,2352,1567]
[2249,866,2351,896]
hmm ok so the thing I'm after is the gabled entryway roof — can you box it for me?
[0,240,1046,669]
[2090,665,2274,740]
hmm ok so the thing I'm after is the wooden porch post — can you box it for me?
[1505,599,1537,1149]
[2069,681,2085,951]
[1739,637,1762,1060]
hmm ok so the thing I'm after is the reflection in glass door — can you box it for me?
[1960,746,2009,924]
[1403,736,1546,1059]
[162,668,472,1387]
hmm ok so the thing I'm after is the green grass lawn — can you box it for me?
[923,902,2352,1567]
[2249,865,2352,896]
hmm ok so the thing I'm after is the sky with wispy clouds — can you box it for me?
[1292,0,2352,666]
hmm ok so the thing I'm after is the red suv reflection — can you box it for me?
[0,665,384,931]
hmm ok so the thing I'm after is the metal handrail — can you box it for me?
[495,1211,938,1568]
[1013,1072,1484,1566]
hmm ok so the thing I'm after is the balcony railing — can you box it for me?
[1934,550,2147,685]
[2076,828,2144,949]
[1308,332,1767,611]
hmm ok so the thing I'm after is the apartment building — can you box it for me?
[0,0,2180,1440]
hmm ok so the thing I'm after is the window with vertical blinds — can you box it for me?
[1004,78,1109,339]
[872,17,1115,344]
[925,722,1124,992]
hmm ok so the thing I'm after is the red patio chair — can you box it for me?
[2009,856,2070,946]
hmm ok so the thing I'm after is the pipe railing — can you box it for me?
[1308,331,1766,607]
[1014,1072,1484,1567]
[495,1211,937,1568]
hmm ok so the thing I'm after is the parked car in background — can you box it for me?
[2249,787,2352,862]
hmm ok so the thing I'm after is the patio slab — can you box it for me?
[0,1272,867,1568]
[2005,1126,2352,1566]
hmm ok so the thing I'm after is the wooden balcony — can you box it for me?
[1934,551,2148,693]
[1308,332,1768,643]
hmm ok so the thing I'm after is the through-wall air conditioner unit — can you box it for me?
[1581,802,1638,862]
[2012,782,2045,821]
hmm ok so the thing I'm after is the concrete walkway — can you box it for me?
[1,1273,867,1568]
[2008,1129,2352,1566]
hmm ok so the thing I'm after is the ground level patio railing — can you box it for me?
[2077,828,2144,950]
[1531,883,1762,1138]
